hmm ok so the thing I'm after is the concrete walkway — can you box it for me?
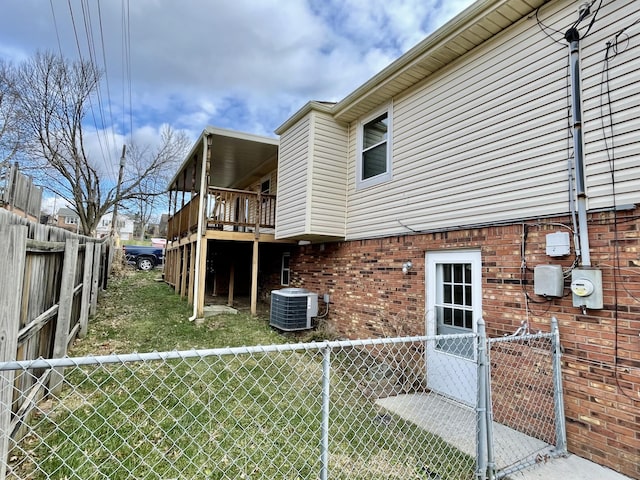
[376,393,632,480]
[203,305,238,317]
[512,454,632,480]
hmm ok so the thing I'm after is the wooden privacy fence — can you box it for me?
[0,209,108,476]
[0,163,42,221]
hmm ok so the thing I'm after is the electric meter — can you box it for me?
[570,269,603,310]
[570,278,594,297]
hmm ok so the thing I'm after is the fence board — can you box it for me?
[0,164,42,219]
[79,242,94,338]
[0,225,27,480]
[90,242,102,316]
[17,305,59,345]
[50,239,79,395]
[0,208,108,470]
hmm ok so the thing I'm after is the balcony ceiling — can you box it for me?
[169,126,279,192]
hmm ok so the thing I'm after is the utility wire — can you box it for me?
[580,0,603,38]
[67,0,114,183]
[97,0,119,165]
[534,5,565,44]
[80,0,115,182]
[49,0,64,56]
[122,0,133,144]
[599,19,640,404]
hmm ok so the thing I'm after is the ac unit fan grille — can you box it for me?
[270,292,312,331]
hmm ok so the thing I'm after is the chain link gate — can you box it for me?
[0,328,565,479]
[477,317,567,480]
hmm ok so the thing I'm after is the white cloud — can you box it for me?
[0,0,476,140]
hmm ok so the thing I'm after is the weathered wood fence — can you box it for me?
[0,163,42,221]
[0,209,109,478]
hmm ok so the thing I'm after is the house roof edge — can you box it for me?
[332,0,542,122]
[274,101,336,135]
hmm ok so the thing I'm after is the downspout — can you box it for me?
[565,27,591,267]
[189,134,209,321]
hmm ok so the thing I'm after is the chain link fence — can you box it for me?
[0,326,565,480]
[486,327,565,478]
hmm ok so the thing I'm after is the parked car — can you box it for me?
[123,245,165,271]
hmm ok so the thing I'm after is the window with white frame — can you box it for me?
[427,250,482,359]
[435,263,474,332]
[281,253,290,286]
[65,216,78,225]
[356,104,392,189]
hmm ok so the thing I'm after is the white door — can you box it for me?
[426,250,482,406]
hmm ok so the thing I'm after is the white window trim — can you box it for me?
[426,249,482,337]
[260,174,271,194]
[355,102,393,190]
[281,252,290,286]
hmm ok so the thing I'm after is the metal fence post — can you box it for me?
[551,317,567,455]
[320,345,331,480]
[476,318,488,480]
[484,336,496,480]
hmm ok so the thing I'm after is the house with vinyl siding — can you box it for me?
[270,0,640,477]
[164,127,294,318]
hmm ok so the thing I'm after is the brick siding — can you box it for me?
[266,208,640,478]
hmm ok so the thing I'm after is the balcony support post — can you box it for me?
[250,239,259,316]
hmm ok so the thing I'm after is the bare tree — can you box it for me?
[14,51,187,235]
[0,59,23,166]
[123,126,190,239]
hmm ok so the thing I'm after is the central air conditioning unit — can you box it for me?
[270,288,318,331]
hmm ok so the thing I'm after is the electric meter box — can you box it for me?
[571,268,603,309]
[546,232,571,257]
[534,264,564,297]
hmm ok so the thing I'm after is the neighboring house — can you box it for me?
[166,0,640,477]
[165,127,293,315]
[56,207,80,233]
[39,213,55,226]
[95,213,135,240]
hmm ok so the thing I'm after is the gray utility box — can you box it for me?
[545,231,571,257]
[534,265,564,297]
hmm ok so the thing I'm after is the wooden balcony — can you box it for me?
[167,187,276,242]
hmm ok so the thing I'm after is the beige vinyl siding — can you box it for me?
[308,111,348,237]
[246,169,277,193]
[345,0,590,240]
[275,116,310,239]
[276,110,348,240]
[580,0,640,209]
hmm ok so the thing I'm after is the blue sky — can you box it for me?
[0,0,475,210]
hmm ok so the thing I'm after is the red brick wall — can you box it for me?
[273,209,640,478]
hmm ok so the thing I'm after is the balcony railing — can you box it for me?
[167,187,276,241]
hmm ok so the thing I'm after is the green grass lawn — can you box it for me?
[12,271,475,480]
[72,270,285,354]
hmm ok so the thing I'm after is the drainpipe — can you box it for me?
[565,27,591,266]
[189,133,209,321]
